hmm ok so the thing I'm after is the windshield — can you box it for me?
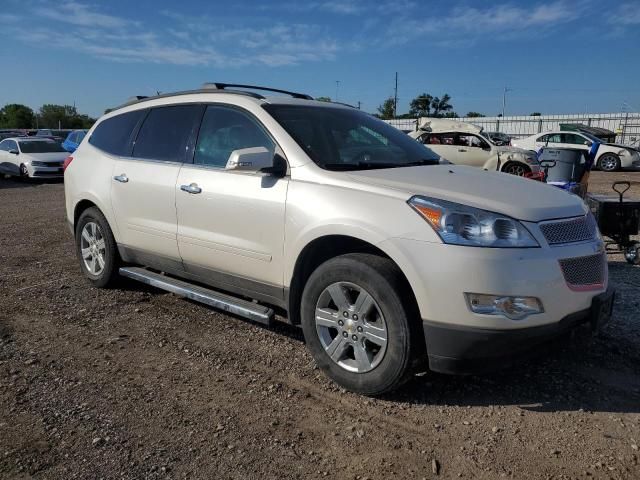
[264,105,440,170]
[19,140,66,153]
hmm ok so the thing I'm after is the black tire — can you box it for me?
[300,253,421,395]
[501,161,531,177]
[624,241,640,265]
[597,153,621,172]
[19,164,30,181]
[75,207,120,288]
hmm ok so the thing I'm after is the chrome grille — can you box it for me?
[540,215,597,245]
[559,253,606,291]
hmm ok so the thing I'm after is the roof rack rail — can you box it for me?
[202,82,313,100]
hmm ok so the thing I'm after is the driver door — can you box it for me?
[453,134,492,167]
[175,105,288,303]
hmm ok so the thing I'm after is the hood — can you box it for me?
[346,165,586,222]
[21,152,68,163]
[417,117,482,134]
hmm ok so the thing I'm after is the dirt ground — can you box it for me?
[1,171,639,479]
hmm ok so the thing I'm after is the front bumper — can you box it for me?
[26,163,64,178]
[424,287,615,374]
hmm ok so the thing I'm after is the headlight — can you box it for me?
[408,196,539,248]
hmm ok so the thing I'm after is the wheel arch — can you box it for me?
[72,195,120,241]
[286,234,420,327]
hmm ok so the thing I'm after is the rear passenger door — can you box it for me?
[110,104,203,267]
[175,105,288,304]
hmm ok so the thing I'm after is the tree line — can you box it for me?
[0,103,96,129]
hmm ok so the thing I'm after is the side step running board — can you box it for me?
[119,267,274,325]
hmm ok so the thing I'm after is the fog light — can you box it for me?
[465,293,543,320]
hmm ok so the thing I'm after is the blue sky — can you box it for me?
[1,0,639,118]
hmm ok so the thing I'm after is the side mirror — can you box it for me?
[584,140,592,146]
[9,149,19,155]
[225,147,273,172]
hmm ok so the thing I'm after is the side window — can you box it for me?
[537,134,548,143]
[562,133,586,145]
[89,110,146,156]
[133,105,201,162]
[6,140,18,152]
[0,140,7,151]
[545,134,562,143]
[194,106,275,168]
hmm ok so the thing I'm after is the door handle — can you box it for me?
[458,149,467,152]
[180,183,202,194]
[113,174,128,183]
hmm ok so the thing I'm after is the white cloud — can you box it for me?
[385,1,585,45]
[608,2,640,25]
[35,1,136,28]
[3,2,339,68]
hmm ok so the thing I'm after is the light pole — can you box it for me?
[335,80,340,102]
[501,86,512,118]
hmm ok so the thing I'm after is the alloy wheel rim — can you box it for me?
[80,222,106,276]
[600,156,617,171]
[505,164,527,176]
[314,282,388,373]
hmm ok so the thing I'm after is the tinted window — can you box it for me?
[562,133,586,145]
[90,110,145,156]
[133,105,201,162]
[19,140,66,153]
[265,105,439,170]
[194,106,275,168]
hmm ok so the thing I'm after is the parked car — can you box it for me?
[408,118,540,176]
[512,131,640,172]
[0,137,68,178]
[64,84,613,395]
[485,131,511,146]
[35,129,53,137]
[62,129,87,153]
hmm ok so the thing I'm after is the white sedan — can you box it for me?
[0,137,69,178]
[512,131,640,172]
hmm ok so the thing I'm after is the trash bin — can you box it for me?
[538,148,590,198]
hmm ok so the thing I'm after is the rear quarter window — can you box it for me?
[89,110,146,156]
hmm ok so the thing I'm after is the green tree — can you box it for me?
[530,112,542,116]
[431,94,453,117]
[0,104,35,128]
[377,97,396,119]
[409,93,433,117]
[39,104,77,128]
[315,96,331,102]
[466,112,485,118]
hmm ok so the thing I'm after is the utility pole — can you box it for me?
[501,86,512,118]
[357,101,361,110]
[335,80,340,102]
[393,72,398,119]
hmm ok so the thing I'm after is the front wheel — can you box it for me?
[300,253,420,395]
[624,241,639,265]
[598,154,621,172]
[75,207,120,287]
[501,161,531,176]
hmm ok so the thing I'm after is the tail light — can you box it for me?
[63,156,73,172]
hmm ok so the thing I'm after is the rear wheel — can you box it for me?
[301,253,419,395]
[75,207,120,287]
[502,162,531,177]
[598,153,620,172]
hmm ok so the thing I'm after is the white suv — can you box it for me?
[64,83,613,395]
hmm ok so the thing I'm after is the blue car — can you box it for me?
[62,129,87,153]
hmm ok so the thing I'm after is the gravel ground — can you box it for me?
[1,171,639,479]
